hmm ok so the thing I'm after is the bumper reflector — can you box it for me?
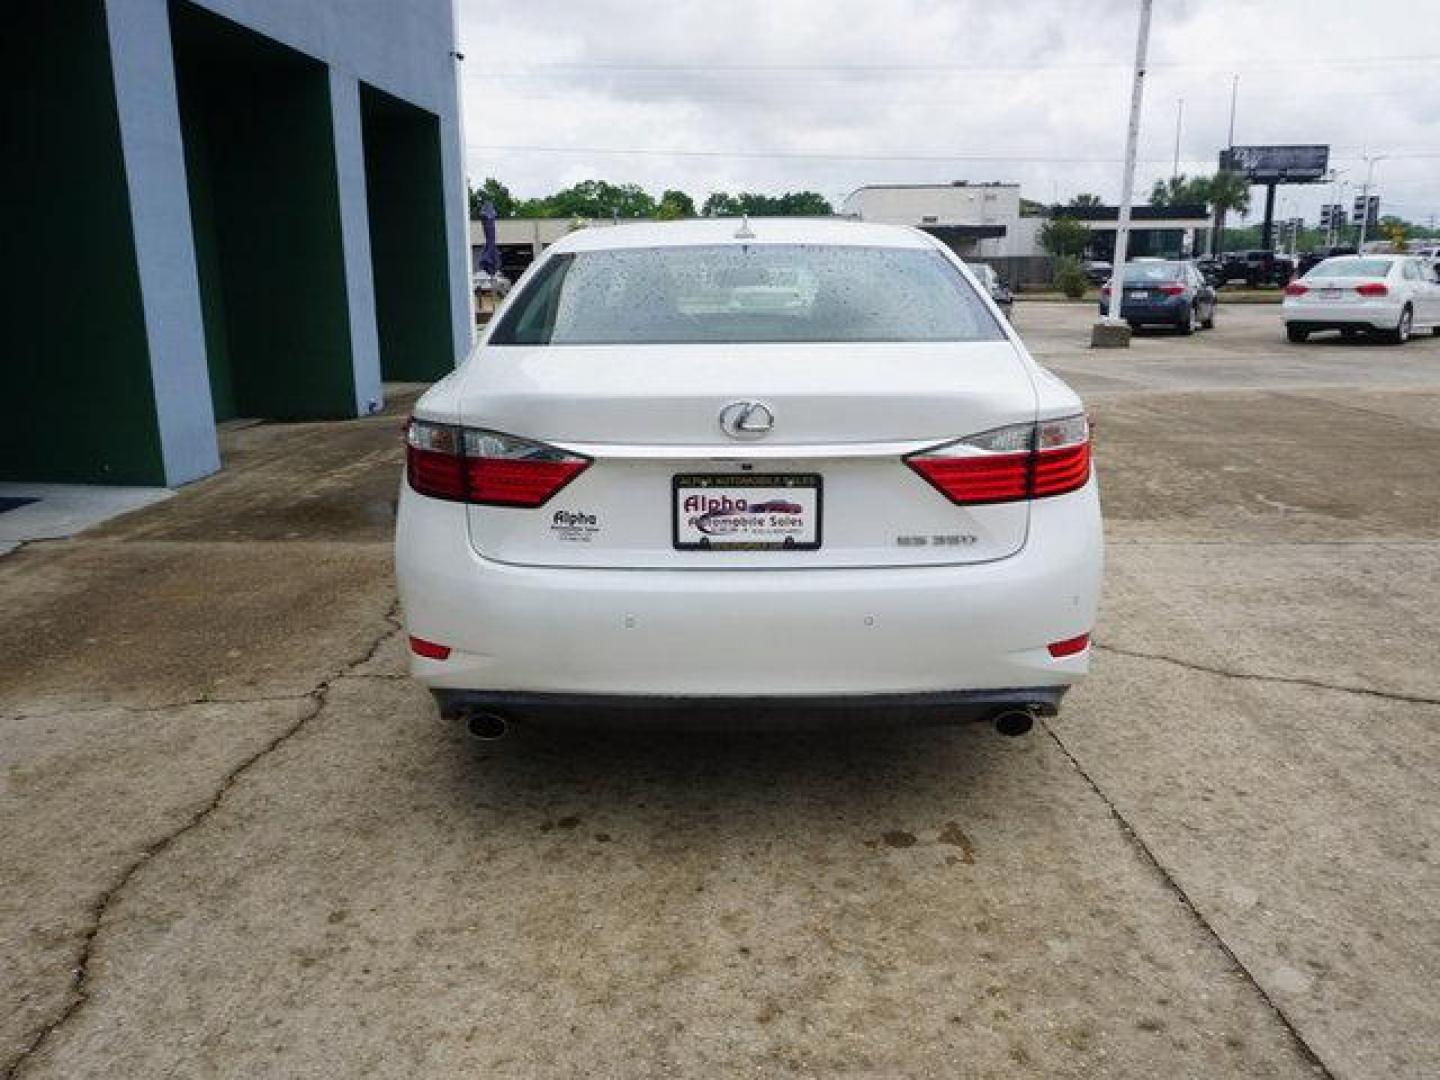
[1048,633,1091,658]
[409,635,452,661]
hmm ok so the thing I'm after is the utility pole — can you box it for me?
[1094,0,1153,347]
[1172,97,1184,181]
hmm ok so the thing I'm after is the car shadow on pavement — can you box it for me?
[431,715,1032,851]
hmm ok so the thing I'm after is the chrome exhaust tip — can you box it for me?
[464,710,509,741]
[992,709,1036,737]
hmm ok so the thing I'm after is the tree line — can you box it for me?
[469,177,833,220]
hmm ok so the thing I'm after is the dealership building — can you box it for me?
[840,183,1041,258]
[841,182,1212,272]
[3,0,471,487]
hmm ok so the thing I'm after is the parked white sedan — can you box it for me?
[396,219,1103,738]
[1283,254,1440,343]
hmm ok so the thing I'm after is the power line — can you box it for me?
[465,53,1440,75]
[467,143,1440,165]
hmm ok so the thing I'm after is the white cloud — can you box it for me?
[457,0,1440,224]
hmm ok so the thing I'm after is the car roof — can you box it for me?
[547,217,938,254]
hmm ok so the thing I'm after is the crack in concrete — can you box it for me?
[1094,641,1440,707]
[0,602,403,1080]
[1041,719,1338,1080]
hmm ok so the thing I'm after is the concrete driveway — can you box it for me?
[2,302,1437,1078]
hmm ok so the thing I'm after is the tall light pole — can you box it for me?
[1357,154,1386,250]
[1096,0,1153,345]
[1172,97,1184,181]
[1227,74,1239,147]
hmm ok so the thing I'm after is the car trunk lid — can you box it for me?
[457,342,1038,569]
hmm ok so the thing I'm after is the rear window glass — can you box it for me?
[1308,258,1393,278]
[1119,262,1184,282]
[489,244,1004,345]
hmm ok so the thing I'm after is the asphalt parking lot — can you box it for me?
[3,302,1438,1079]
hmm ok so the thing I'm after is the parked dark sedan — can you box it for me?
[1098,259,1217,333]
[965,262,1013,319]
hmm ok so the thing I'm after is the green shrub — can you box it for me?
[1053,256,1088,299]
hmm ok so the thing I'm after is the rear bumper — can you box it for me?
[432,686,1066,727]
[1099,297,1188,324]
[1283,299,1402,330]
[396,480,1103,699]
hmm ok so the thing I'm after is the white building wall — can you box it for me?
[978,216,1045,258]
[841,184,1020,227]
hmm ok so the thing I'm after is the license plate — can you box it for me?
[1320,288,1343,299]
[1129,290,1150,299]
[673,474,821,551]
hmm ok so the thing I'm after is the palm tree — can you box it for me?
[1151,174,1210,207]
[1207,170,1252,254]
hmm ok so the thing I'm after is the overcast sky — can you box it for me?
[456,0,1440,225]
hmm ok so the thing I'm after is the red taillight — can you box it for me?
[908,451,1032,504]
[405,421,467,500]
[906,415,1091,506]
[1158,283,1185,296]
[1284,282,1309,297]
[406,420,590,507]
[1048,632,1090,658]
[464,455,588,507]
[1032,440,1092,497]
[409,635,451,660]
[1355,282,1388,297]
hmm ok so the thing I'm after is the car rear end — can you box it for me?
[1099,261,1192,327]
[396,221,1103,730]
[1283,257,1403,335]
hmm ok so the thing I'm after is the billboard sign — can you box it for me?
[1219,145,1330,183]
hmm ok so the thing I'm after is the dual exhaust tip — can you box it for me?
[991,708,1036,737]
[464,710,508,741]
[458,707,1036,740]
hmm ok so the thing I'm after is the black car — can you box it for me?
[1194,254,1225,287]
[1218,249,1294,288]
[1098,259,1218,333]
[1296,245,1358,278]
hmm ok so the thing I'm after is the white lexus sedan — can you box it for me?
[396,219,1103,738]
[1283,254,1440,343]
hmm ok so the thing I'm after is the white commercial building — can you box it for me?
[840,183,1041,258]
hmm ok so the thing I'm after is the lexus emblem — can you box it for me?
[718,400,775,439]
